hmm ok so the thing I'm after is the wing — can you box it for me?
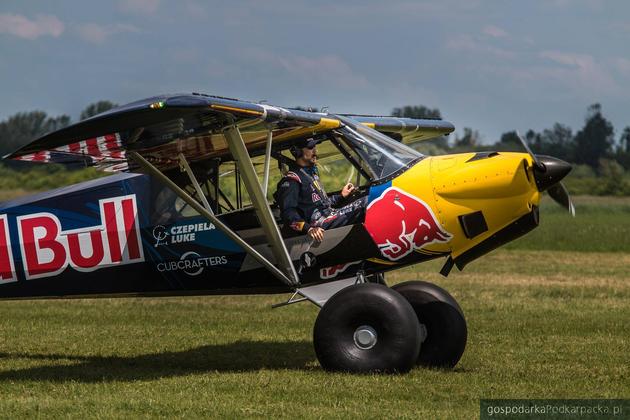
[342,115,454,144]
[5,93,341,172]
[5,93,455,173]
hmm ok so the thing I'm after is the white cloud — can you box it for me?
[118,0,160,15]
[541,51,592,67]
[614,57,630,75]
[612,21,630,32]
[540,51,613,90]
[241,49,369,89]
[483,25,508,38]
[184,2,208,19]
[513,50,619,95]
[446,34,515,59]
[547,0,571,7]
[544,0,604,10]
[278,55,369,88]
[77,23,139,44]
[0,13,64,40]
[213,0,484,26]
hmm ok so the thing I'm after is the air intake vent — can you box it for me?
[466,151,499,162]
[458,211,488,239]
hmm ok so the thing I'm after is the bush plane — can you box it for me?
[0,93,574,373]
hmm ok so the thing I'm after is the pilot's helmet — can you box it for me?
[290,137,320,158]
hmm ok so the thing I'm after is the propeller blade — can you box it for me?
[516,131,543,170]
[547,182,576,217]
[515,130,574,216]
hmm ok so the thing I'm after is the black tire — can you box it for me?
[392,281,467,368]
[313,283,421,373]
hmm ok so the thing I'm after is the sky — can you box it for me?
[1,0,629,144]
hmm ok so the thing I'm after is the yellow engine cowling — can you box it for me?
[390,152,541,268]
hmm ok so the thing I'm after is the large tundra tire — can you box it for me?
[313,283,421,373]
[392,281,467,368]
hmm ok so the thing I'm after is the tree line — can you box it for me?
[393,103,629,170]
[392,104,630,195]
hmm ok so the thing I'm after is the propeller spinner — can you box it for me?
[516,132,575,216]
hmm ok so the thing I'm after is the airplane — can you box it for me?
[0,93,574,373]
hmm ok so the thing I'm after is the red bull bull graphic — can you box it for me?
[320,260,361,280]
[364,187,451,261]
[1,195,144,281]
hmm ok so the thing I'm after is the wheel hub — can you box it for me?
[419,323,427,343]
[353,325,378,349]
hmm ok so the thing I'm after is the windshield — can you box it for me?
[332,115,423,181]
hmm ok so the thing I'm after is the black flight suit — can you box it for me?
[275,163,367,235]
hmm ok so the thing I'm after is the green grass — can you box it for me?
[0,195,627,417]
[0,165,105,193]
[0,250,628,418]
[505,195,630,252]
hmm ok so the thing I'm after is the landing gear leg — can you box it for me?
[366,272,386,285]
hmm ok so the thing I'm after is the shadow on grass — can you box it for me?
[0,340,316,382]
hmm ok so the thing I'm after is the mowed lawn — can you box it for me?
[0,197,628,418]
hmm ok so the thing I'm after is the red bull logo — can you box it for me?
[364,187,451,261]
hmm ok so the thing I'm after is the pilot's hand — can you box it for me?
[308,226,325,242]
[341,183,356,198]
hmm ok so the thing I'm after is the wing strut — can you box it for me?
[128,151,298,288]
[262,128,273,196]
[223,125,300,286]
[178,153,214,213]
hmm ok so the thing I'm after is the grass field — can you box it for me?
[0,197,628,418]
[506,196,630,253]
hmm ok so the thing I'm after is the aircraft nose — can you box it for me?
[533,155,572,191]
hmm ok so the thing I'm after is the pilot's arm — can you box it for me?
[329,183,356,206]
[277,179,311,234]
[329,192,342,207]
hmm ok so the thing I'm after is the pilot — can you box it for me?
[275,137,367,242]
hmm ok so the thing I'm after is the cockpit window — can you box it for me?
[332,115,424,181]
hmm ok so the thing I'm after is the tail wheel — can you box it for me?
[392,281,467,368]
[313,283,421,373]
